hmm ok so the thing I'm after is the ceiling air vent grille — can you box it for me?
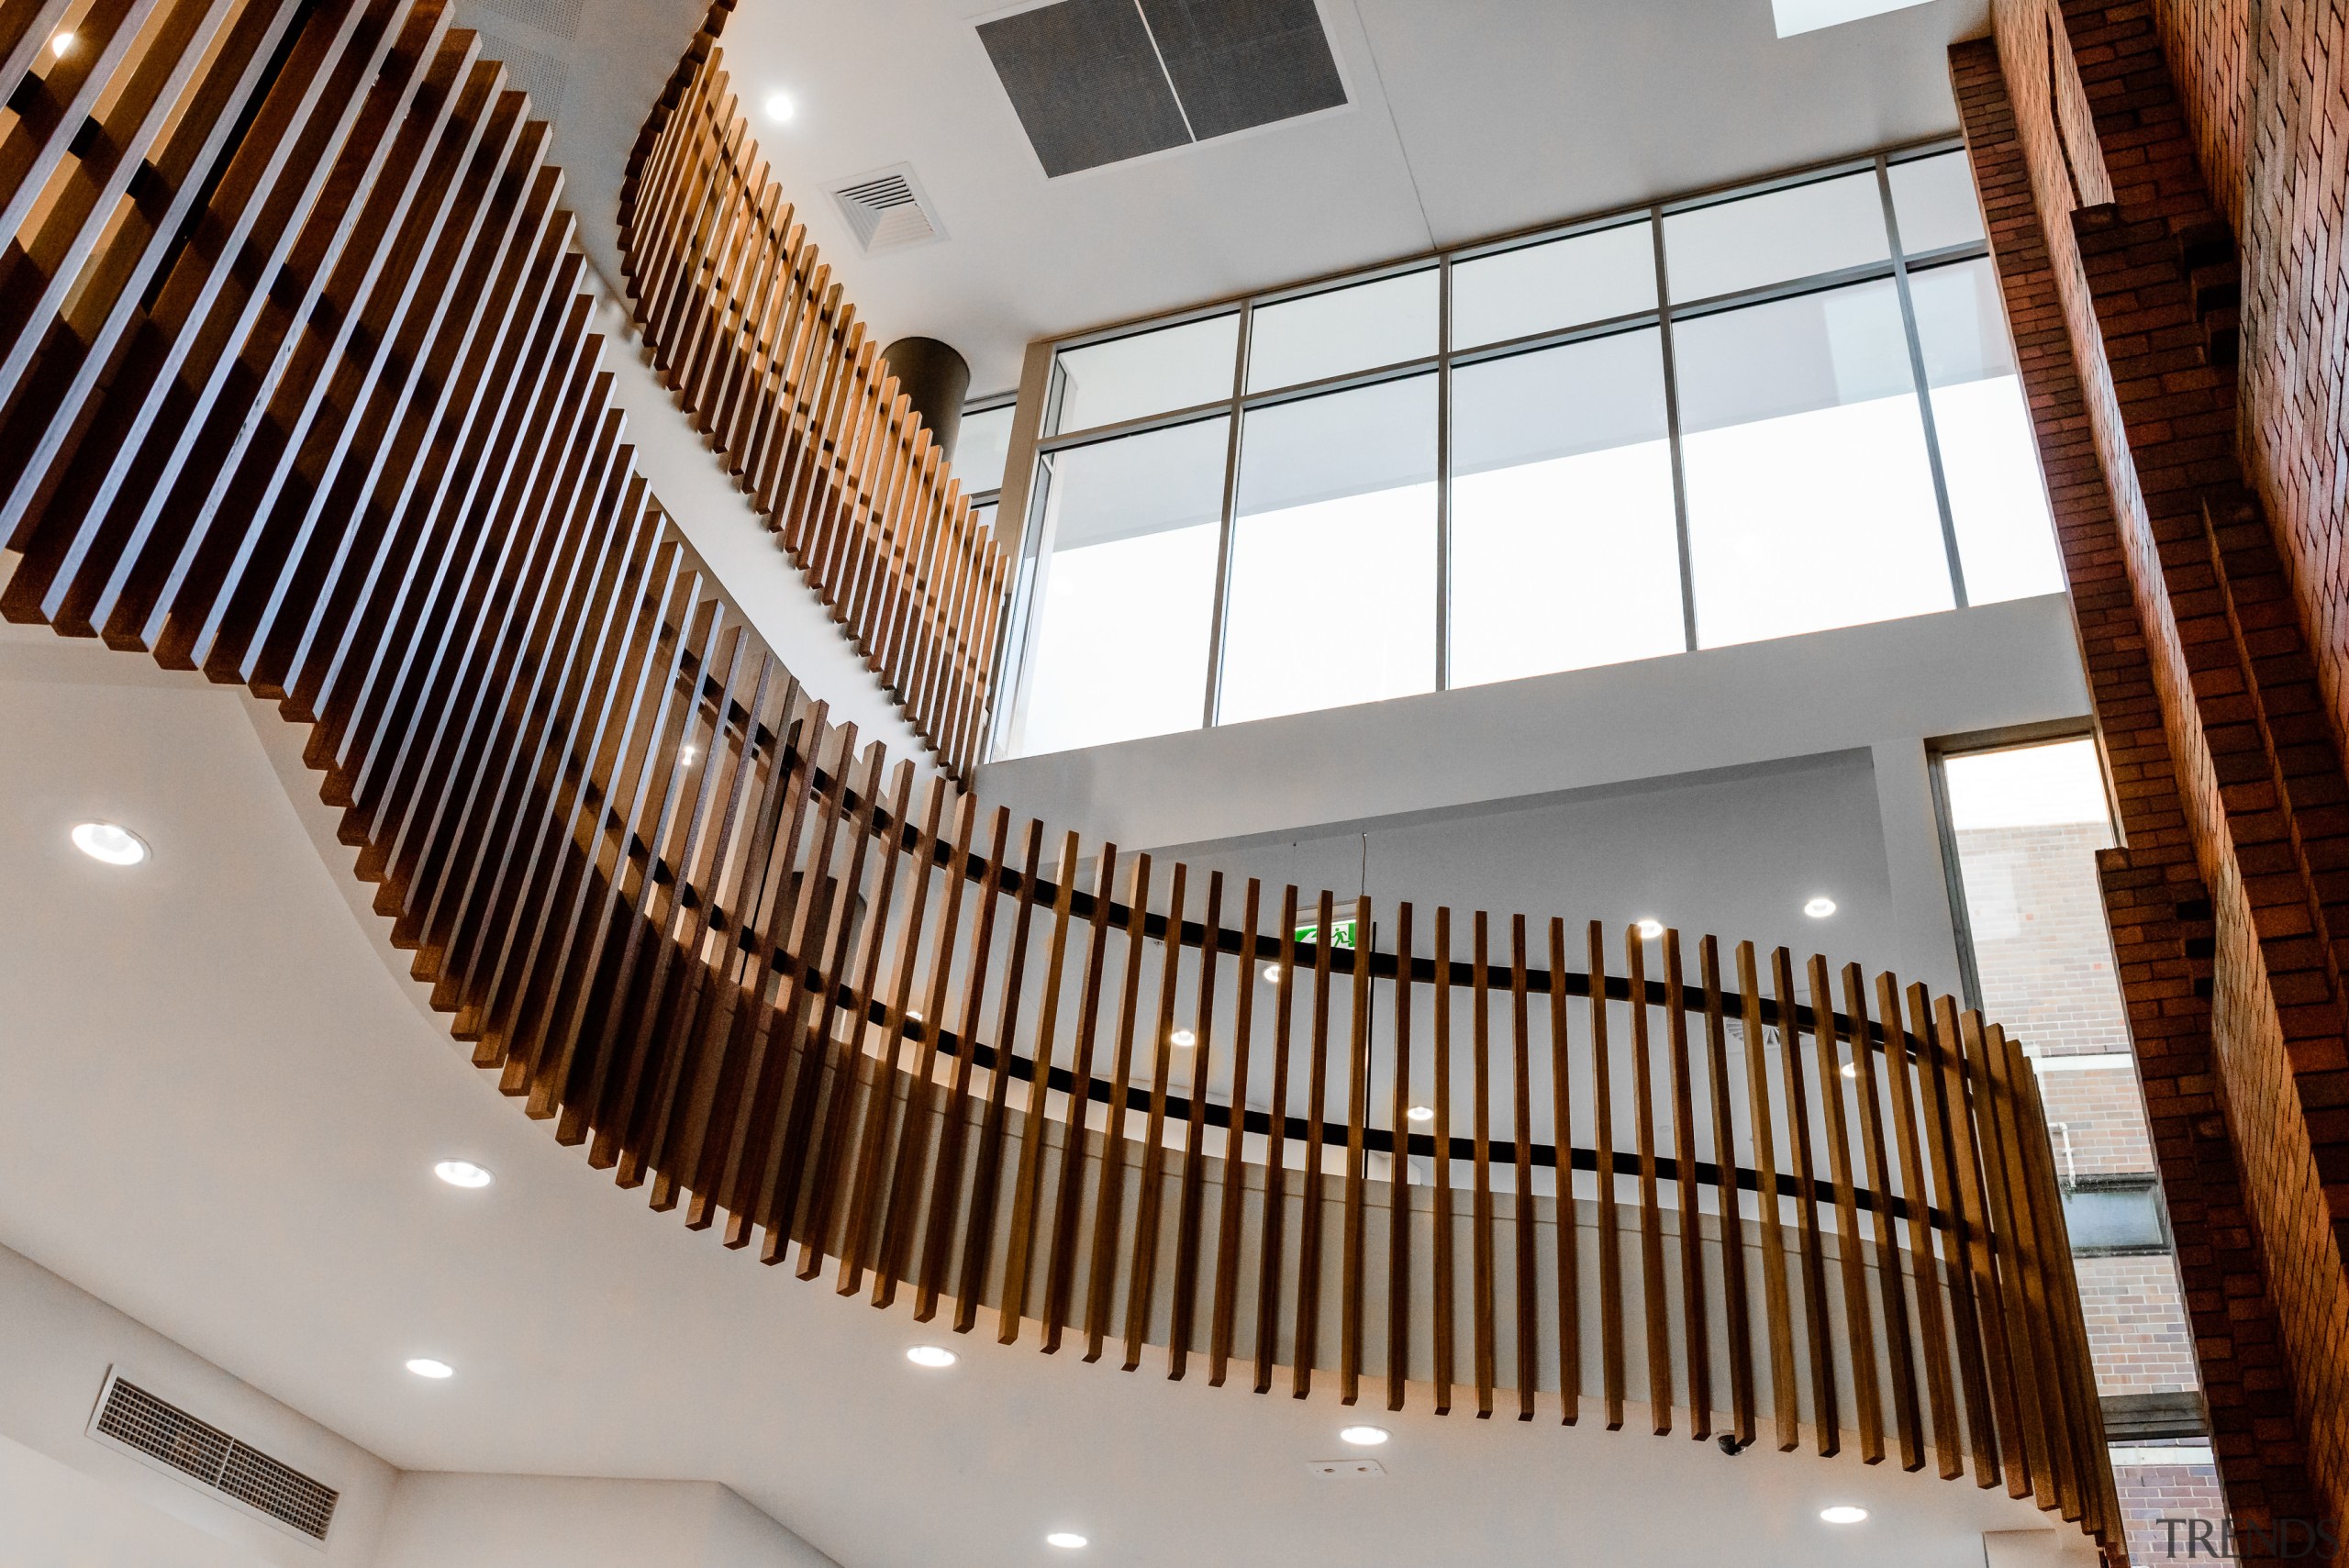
[828,163,944,254]
[90,1373,340,1542]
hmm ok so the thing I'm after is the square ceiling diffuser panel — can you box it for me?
[980,0,1348,177]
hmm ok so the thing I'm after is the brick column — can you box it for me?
[1952,17,2337,1556]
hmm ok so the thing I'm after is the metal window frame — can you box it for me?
[998,134,2007,762]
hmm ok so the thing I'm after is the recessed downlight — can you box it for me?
[1840,1062,1858,1080]
[1045,1532,1087,1550]
[906,1345,956,1368]
[1171,1028,1197,1047]
[1262,963,1283,984]
[1803,895,1838,918]
[1339,1424,1389,1446]
[1406,1105,1434,1124]
[72,822,149,865]
[405,1358,454,1380]
[51,31,73,56]
[763,90,796,123]
[434,1160,493,1188]
[1820,1505,1868,1524]
[1634,917,1664,940]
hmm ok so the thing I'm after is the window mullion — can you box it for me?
[1652,206,1698,653]
[1879,153,1969,609]
[1202,302,1252,729]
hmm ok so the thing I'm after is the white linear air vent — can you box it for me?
[828,163,945,254]
[88,1371,340,1543]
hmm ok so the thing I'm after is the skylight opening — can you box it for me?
[1771,0,1935,38]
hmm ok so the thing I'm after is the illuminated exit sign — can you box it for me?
[1293,915,1359,951]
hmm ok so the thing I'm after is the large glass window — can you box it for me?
[955,403,1016,498]
[1910,259,2065,604]
[1679,278,1953,646]
[1450,330,1683,685]
[1219,376,1438,723]
[1001,139,2069,761]
[1008,417,1229,755]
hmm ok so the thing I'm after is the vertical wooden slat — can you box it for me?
[1041,850,1126,1353]
[1469,910,1497,1419]
[1292,888,1335,1399]
[1548,917,1581,1427]
[1920,988,2007,1489]
[1965,1009,2054,1506]
[1252,886,1299,1396]
[1627,925,1672,1435]
[1737,940,1799,1452]
[1134,869,1203,1373]
[1808,953,1882,1463]
[1208,877,1262,1388]
[1846,965,1925,1472]
[1701,937,1754,1449]
[949,820,1049,1333]
[1166,872,1226,1380]
[1385,901,1415,1414]
[1880,973,1963,1478]
[1587,920,1625,1431]
[995,832,1085,1344]
[1508,916,1537,1422]
[1083,857,1155,1363]
[1341,894,1373,1406]
[1664,929,1710,1440]
[1772,946,1838,1457]
[1431,906,1455,1418]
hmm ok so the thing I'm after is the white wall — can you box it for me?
[0,1429,277,1568]
[0,1243,398,1568]
[375,1474,838,1568]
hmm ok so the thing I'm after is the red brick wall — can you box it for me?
[2081,1251,2205,1392]
[2117,1453,2236,1564]
[1961,820,2137,1056]
[1954,11,2340,1556]
[2148,0,2349,782]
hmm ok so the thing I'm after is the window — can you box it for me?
[1219,376,1438,723]
[1003,139,2067,761]
[1450,330,1683,685]
[1452,223,1656,349]
[1245,271,1438,393]
[1909,259,2065,604]
[1008,417,1229,755]
[955,403,1017,498]
[1679,278,1953,646]
[1663,172,1890,300]
[1052,315,1238,434]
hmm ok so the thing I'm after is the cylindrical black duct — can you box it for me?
[881,336,972,462]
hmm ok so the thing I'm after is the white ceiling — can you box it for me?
[0,630,2067,1568]
[707,0,1993,390]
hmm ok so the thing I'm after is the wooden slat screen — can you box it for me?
[618,26,1004,781]
[0,1,2121,1558]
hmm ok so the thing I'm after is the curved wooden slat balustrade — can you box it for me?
[0,0,2118,1558]
[617,22,1004,782]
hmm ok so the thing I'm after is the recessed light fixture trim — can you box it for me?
[1262,963,1283,984]
[433,1160,493,1188]
[1046,1532,1087,1550]
[1406,1105,1434,1123]
[1338,1424,1389,1446]
[1819,1505,1868,1524]
[906,1345,957,1368]
[405,1358,454,1380]
[1803,895,1838,918]
[763,90,795,123]
[1171,1028,1197,1047]
[1634,917,1664,940]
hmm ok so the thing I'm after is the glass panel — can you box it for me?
[1052,315,1238,435]
[1889,150,1986,253]
[955,404,1016,496]
[1219,376,1437,723]
[2062,1182,2169,1253]
[1245,271,1438,393]
[1664,172,1890,301]
[1910,259,2064,604]
[1449,330,1684,685]
[1452,223,1658,349]
[1006,417,1229,757]
[1676,279,1952,647]
[973,501,999,539]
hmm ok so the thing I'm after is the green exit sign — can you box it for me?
[1293,916,1359,951]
